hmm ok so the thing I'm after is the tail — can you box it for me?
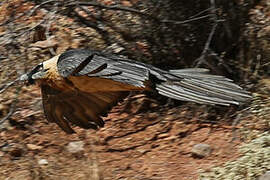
[156,68,251,106]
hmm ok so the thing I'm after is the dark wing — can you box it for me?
[57,49,102,78]
[56,49,251,106]
[41,85,128,133]
[57,49,164,88]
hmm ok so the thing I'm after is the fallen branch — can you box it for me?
[0,82,21,124]
[0,101,16,125]
[69,1,214,25]
[68,1,148,17]
[161,14,213,25]
[44,1,59,56]
[0,77,20,94]
[193,0,225,70]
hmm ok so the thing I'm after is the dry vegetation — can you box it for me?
[0,0,269,179]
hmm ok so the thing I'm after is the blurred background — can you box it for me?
[0,0,269,179]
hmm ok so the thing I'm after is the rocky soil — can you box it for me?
[0,0,269,179]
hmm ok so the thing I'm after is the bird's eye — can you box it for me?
[33,63,43,72]
[38,64,43,70]
[26,63,45,85]
[28,63,44,78]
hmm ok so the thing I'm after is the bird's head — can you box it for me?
[20,55,60,85]
[20,63,47,85]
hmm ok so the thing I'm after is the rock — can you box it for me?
[38,159,48,165]
[259,171,270,180]
[191,143,212,158]
[66,141,84,153]
[1,143,24,158]
[30,37,57,49]
[26,144,43,150]
[9,147,23,158]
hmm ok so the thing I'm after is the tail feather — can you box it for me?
[156,68,251,105]
[181,79,250,98]
[169,68,233,82]
[179,81,239,101]
[169,68,210,74]
[157,84,233,106]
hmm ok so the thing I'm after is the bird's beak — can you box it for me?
[19,68,48,85]
[19,73,29,81]
[19,73,33,85]
[31,70,47,80]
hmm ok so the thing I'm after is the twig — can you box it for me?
[262,61,270,67]
[193,1,232,73]
[14,19,46,38]
[0,77,20,94]
[0,0,57,27]
[1,0,218,46]
[0,101,15,125]
[75,6,103,30]
[194,0,219,67]
[231,113,242,142]
[77,5,103,22]
[203,23,218,56]
[161,14,212,25]
[189,7,215,19]
[73,10,109,39]
[0,87,20,125]
[27,0,58,17]
[0,1,28,27]
[70,1,213,25]
[44,2,59,56]
[11,1,60,40]
[193,23,218,68]
[68,1,148,17]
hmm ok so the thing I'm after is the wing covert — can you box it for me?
[57,49,157,88]
[57,49,108,78]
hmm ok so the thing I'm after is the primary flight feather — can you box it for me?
[21,49,251,133]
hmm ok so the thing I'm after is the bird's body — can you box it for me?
[21,49,251,133]
[42,55,144,93]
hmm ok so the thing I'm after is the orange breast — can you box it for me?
[68,76,145,93]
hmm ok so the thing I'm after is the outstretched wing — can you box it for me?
[56,49,251,106]
[57,49,165,89]
[41,85,128,133]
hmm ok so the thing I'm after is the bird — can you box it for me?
[20,49,251,133]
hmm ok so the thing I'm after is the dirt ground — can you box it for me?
[0,86,250,180]
[0,0,269,179]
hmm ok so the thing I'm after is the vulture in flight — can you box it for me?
[20,49,251,133]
